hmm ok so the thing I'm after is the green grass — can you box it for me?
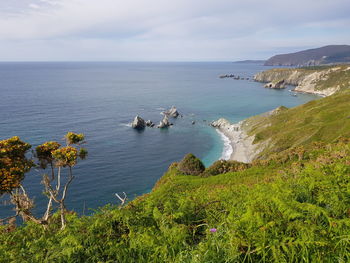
[245,89,350,158]
[1,139,350,262]
[315,66,350,91]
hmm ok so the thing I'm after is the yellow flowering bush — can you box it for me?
[36,141,61,169]
[0,136,32,195]
[65,132,85,145]
[52,146,78,167]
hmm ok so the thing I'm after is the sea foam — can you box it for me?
[216,129,233,160]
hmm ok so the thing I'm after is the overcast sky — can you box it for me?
[0,0,349,61]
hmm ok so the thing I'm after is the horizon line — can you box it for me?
[0,60,267,63]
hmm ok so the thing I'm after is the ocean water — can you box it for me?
[0,62,317,217]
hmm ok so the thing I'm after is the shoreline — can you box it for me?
[215,129,233,160]
[211,118,256,163]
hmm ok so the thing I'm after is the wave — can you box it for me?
[120,123,132,127]
[215,129,233,160]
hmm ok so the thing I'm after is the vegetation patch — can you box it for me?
[177,153,205,176]
[1,139,350,262]
[200,160,251,177]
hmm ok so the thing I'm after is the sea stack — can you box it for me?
[157,115,171,128]
[131,115,146,129]
[146,120,155,127]
[163,106,180,118]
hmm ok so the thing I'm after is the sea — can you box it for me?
[0,62,317,218]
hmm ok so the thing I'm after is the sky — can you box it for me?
[0,0,349,61]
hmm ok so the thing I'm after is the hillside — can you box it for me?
[233,60,266,64]
[242,89,350,159]
[264,45,350,66]
[1,70,350,262]
[1,132,350,262]
[254,65,350,96]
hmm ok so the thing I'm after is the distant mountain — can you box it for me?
[233,60,266,64]
[264,45,350,66]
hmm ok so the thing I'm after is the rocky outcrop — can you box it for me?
[131,115,146,130]
[254,69,305,86]
[254,66,350,96]
[157,116,171,128]
[264,79,285,89]
[163,106,180,118]
[219,74,249,80]
[220,74,235,78]
[146,120,155,127]
[211,118,239,132]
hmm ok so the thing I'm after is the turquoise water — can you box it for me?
[0,62,317,217]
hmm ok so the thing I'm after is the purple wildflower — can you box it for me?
[210,228,217,233]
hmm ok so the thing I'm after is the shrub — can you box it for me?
[0,136,33,196]
[177,154,205,176]
[201,160,251,177]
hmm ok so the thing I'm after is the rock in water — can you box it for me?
[164,106,180,118]
[146,120,154,127]
[157,116,171,128]
[131,115,146,129]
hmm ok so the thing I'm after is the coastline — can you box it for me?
[215,129,233,160]
[211,118,257,163]
[253,65,350,97]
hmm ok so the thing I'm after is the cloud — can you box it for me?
[0,0,349,60]
[29,4,40,9]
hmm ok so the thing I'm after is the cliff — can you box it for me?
[264,45,350,66]
[254,65,350,96]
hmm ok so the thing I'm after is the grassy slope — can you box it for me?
[315,66,350,91]
[1,139,350,262]
[244,89,350,158]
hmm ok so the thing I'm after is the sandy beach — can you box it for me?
[211,118,257,163]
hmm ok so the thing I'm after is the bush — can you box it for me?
[177,154,205,176]
[201,160,251,177]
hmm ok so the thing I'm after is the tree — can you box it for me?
[0,132,87,230]
[0,136,34,223]
[0,136,32,195]
[37,132,87,229]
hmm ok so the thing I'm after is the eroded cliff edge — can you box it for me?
[254,65,350,96]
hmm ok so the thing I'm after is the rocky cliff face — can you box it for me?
[254,66,350,96]
[254,69,306,86]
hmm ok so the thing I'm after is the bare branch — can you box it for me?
[56,166,61,192]
[61,168,74,202]
[10,187,42,225]
[43,197,53,221]
[0,213,18,224]
[115,192,127,206]
[59,166,75,230]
